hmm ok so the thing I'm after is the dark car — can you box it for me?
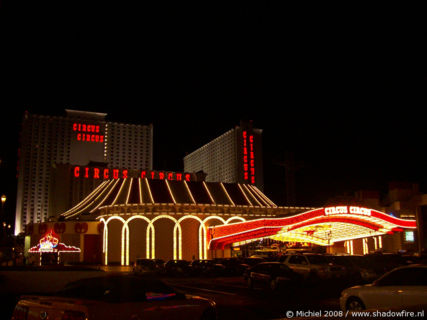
[245,262,303,291]
[212,258,248,276]
[325,255,378,284]
[11,274,217,320]
[190,259,226,277]
[133,258,165,274]
[164,260,191,276]
[133,259,157,274]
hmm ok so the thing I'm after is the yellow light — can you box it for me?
[165,180,177,204]
[220,183,235,206]
[203,181,216,204]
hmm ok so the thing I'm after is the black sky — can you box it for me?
[0,2,425,223]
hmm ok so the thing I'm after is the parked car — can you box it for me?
[281,253,346,282]
[340,264,427,311]
[11,274,217,320]
[133,258,157,274]
[325,255,378,284]
[190,259,226,277]
[164,260,191,276]
[212,258,248,276]
[240,257,264,268]
[245,262,303,291]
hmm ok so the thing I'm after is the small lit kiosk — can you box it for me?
[29,230,81,266]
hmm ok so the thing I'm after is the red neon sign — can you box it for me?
[74,166,191,181]
[73,123,104,143]
[242,131,255,184]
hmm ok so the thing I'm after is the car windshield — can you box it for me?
[56,276,177,302]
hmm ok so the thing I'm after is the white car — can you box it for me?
[11,274,217,320]
[340,264,427,311]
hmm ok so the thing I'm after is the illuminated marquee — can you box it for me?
[73,122,104,143]
[324,206,372,216]
[207,206,417,250]
[73,166,192,181]
[242,131,255,184]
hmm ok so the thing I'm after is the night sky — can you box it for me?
[0,3,425,225]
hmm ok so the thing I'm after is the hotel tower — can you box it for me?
[15,109,153,234]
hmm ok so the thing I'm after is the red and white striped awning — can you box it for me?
[208,206,417,249]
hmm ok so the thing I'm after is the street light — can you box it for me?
[1,194,6,207]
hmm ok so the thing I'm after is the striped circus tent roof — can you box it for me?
[60,178,279,220]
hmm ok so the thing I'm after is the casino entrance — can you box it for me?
[208,206,417,258]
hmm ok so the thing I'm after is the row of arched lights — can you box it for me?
[99,215,246,266]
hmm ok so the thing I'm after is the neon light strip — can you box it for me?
[208,225,282,245]
[138,178,143,204]
[246,185,269,206]
[241,184,262,206]
[165,180,176,204]
[67,179,117,218]
[104,222,108,265]
[90,179,121,213]
[112,179,126,206]
[121,224,126,265]
[125,178,133,205]
[62,180,108,217]
[145,178,155,204]
[220,183,235,206]
[252,185,277,207]
[237,184,252,206]
[203,181,216,204]
[183,180,196,204]
[370,210,417,228]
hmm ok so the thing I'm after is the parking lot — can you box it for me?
[1,252,426,319]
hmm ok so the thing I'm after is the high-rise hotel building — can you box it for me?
[15,109,153,234]
[183,121,263,190]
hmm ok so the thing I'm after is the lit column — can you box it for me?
[103,224,108,265]
[363,238,369,255]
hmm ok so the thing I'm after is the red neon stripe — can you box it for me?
[370,210,416,228]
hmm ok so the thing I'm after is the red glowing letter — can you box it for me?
[141,170,146,179]
[93,168,100,179]
[103,168,109,179]
[122,170,128,179]
[74,166,80,178]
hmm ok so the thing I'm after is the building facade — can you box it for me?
[24,178,418,266]
[183,121,263,190]
[15,109,153,235]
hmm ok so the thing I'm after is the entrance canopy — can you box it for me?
[208,206,417,250]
